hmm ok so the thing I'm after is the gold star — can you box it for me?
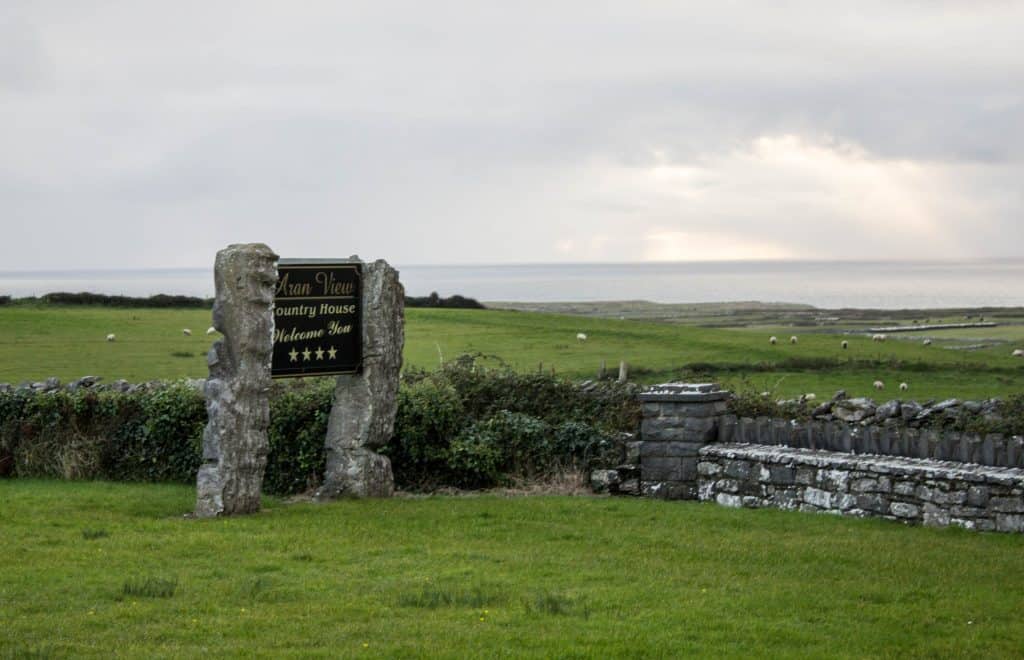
[315,346,325,360]
[288,348,299,362]
[302,347,312,361]
[327,346,337,359]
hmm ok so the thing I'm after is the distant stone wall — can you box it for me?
[697,443,1024,533]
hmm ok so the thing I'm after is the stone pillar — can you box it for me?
[638,383,730,499]
[316,259,404,499]
[196,243,278,517]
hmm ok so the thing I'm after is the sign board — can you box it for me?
[271,260,362,378]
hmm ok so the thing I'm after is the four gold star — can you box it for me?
[288,345,341,364]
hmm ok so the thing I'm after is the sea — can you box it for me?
[1,259,1023,310]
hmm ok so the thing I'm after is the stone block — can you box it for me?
[716,493,743,508]
[922,504,951,527]
[996,514,1024,533]
[590,469,621,493]
[698,461,722,477]
[851,478,879,493]
[715,478,740,494]
[856,494,889,514]
[990,496,1024,513]
[724,460,753,480]
[625,441,642,464]
[818,469,849,492]
[770,465,796,485]
[795,467,816,485]
[893,480,916,496]
[967,486,990,507]
[804,487,833,509]
[891,502,921,519]
[836,493,858,511]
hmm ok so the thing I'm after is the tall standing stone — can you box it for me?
[195,243,278,517]
[316,259,403,499]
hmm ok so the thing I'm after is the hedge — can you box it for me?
[0,359,640,494]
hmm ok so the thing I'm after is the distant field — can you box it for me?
[2,304,1024,399]
[3,480,1024,657]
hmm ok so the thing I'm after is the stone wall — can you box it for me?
[697,443,1024,533]
[718,415,1024,469]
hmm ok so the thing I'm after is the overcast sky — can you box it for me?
[2,1,1022,269]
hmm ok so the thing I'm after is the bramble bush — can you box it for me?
[0,357,641,493]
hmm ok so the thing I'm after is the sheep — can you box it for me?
[872,334,887,343]
[206,327,217,335]
[769,336,778,345]
[899,382,909,392]
[873,380,885,391]
[576,333,587,342]
[841,340,849,349]
[804,393,817,401]
[182,328,192,336]
[923,339,932,346]
[1013,349,1024,358]
[790,336,798,345]
[106,334,116,342]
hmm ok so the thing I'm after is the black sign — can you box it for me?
[271,261,362,378]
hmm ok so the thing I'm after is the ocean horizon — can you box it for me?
[1,258,1023,310]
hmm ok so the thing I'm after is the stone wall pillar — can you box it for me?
[638,383,730,499]
[316,259,403,499]
[196,243,278,517]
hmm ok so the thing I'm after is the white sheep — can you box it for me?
[1013,349,1024,358]
[872,334,887,343]
[873,380,885,390]
[899,382,909,392]
[804,393,817,401]
[923,339,932,346]
[206,327,217,335]
[182,328,192,336]
[106,334,116,342]
[790,336,798,345]
[841,340,849,349]
[769,336,778,345]
[576,333,587,342]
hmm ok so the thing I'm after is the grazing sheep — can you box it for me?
[841,340,849,349]
[899,382,909,392]
[106,334,116,342]
[804,393,817,401]
[182,328,192,336]
[872,334,887,342]
[873,380,885,391]
[206,327,216,335]
[923,339,932,346]
[576,333,587,342]
[1013,349,1024,358]
[769,336,778,345]
[790,336,798,345]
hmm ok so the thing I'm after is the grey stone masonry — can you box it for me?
[196,243,278,517]
[638,383,730,499]
[717,414,1024,469]
[697,443,1024,533]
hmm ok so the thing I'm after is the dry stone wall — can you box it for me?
[633,383,1024,533]
[697,443,1024,532]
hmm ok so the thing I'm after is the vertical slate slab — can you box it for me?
[196,243,278,518]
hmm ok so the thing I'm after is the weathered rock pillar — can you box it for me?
[638,383,730,499]
[195,243,278,517]
[316,259,403,499]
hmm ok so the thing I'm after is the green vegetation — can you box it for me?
[2,304,1024,399]
[2,480,1024,657]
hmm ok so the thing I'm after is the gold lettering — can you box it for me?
[276,272,312,297]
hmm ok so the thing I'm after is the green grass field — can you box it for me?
[2,480,1024,658]
[2,304,1024,399]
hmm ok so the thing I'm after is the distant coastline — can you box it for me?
[2,259,1023,310]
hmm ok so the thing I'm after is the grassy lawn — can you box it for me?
[2,480,1024,658]
[1,305,1024,399]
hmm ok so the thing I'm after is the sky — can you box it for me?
[1,1,1022,269]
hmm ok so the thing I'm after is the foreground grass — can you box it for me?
[2,305,1024,399]
[2,481,1024,658]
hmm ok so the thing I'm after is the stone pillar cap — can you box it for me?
[639,382,730,402]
